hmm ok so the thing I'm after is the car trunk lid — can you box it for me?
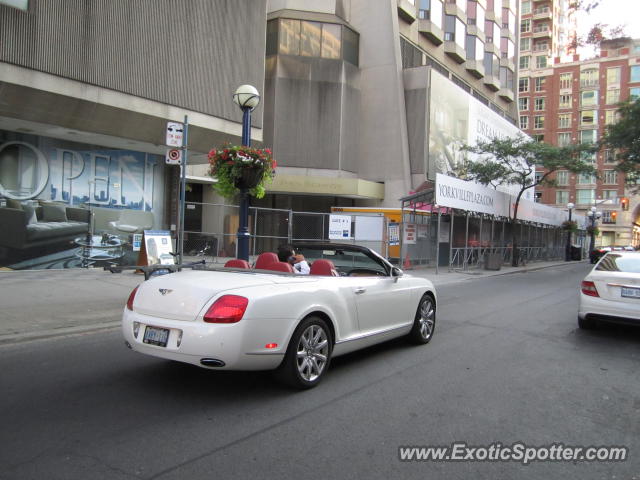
[133,270,278,321]
[589,272,640,304]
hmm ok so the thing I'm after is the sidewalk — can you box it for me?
[0,260,582,345]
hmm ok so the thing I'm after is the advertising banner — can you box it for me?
[328,215,352,240]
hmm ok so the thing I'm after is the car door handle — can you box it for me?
[354,287,366,294]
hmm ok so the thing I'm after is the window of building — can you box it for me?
[445,15,466,48]
[576,189,595,204]
[559,72,572,89]
[519,115,529,129]
[556,190,569,205]
[631,65,640,82]
[631,87,640,99]
[521,0,531,14]
[602,189,618,200]
[521,19,531,33]
[465,35,484,61]
[534,97,545,110]
[519,77,530,92]
[604,149,616,163]
[556,170,569,185]
[604,169,618,184]
[484,52,499,75]
[578,173,596,184]
[580,129,597,144]
[558,113,571,129]
[581,90,598,107]
[534,115,544,129]
[606,88,620,104]
[580,110,596,126]
[580,68,598,88]
[605,110,620,125]
[533,41,549,52]
[418,0,444,28]
[581,151,597,164]
[535,56,548,68]
[520,37,531,51]
[557,132,571,146]
[532,134,544,142]
[534,77,546,92]
[607,67,621,85]
[518,97,529,111]
[520,55,530,69]
[273,19,358,65]
[601,211,616,224]
[559,94,572,108]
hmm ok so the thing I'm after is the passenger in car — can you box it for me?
[293,254,310,275]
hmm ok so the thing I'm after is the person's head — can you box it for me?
[277,244,295,263]
[294,254,305,264]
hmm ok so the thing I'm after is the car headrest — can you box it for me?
[254,252,279,269]
[263,261,294,273]
[310,259,339,276]
[224,259,250,269]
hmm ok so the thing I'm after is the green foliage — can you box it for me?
[207,145,276,199]
[601,99,640,189]
[562,220,578,232]
[460,135,597,207]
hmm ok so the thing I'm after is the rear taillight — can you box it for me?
[126,286,139,311]
[581,281,599,297]
[203,295,248,323]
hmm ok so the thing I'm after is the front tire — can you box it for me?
[408,294,436,344]
[275,316,332,389]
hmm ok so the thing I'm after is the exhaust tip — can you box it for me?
[200,358,226,368]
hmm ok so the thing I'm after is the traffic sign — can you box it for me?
[166,148,182,165]
[166,122,184,147]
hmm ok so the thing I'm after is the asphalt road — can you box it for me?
[1,263,639,480]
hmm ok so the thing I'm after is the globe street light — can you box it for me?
[232,85,260,261]
[587,206,601,260]
[565,202,575,261]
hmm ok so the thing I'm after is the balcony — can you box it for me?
[444,2,467,22]
[466,25,486,42]
[501,27,515,43]
[484,75,501,91]
[532,27,552,39]
[532,8,552,20]
[465,60,485,78]
[500,57,515,72]
[498,88,515,102]
[397,0,417,23]
[444,40,466,63]
[418,19,444,45]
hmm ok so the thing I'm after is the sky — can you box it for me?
[575,0,640,51]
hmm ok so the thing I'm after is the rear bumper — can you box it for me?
[578,293,640,323]
[122,309,287,370]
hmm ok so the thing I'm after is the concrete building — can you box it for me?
[519,37,640,248]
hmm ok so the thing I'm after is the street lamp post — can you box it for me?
[565,202,575,261]
[587,206,601,258]
[232,85,260,261]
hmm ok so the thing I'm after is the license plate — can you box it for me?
[143,326,170,347]
[621,287,640,299]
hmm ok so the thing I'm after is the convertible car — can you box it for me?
[122,243,437,389]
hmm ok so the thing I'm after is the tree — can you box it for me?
[600,99,640,189]
[461,136,597,266]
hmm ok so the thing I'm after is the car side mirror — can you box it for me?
[391,267,403,278]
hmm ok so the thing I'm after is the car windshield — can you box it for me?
[595,254,640,273]
[295,246,388,276]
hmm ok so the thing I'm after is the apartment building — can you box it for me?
[519,38,640,247]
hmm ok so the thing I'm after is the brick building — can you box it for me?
[519,37,640,247]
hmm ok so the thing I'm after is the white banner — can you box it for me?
[328,215,352,240]
[435,174,569,227]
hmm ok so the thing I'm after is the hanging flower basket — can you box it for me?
[207,145,276,199]
[561,220,578,232]
[586,225,600,236]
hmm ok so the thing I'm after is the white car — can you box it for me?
[122,244,437,388]
[579,251,640,329]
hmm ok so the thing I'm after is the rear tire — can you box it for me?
[408,294,436,344]
[275,316,332,389]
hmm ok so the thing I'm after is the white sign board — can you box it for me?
[355,216,383,241]
[435,173,570,227]
[166,122,184,147]
[144,230,175,265]
[388,223,400,246]
[166,148,182,165]
[328,215,352,240]
[404,224,417,244]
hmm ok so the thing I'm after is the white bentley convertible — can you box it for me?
[122,244,437,389]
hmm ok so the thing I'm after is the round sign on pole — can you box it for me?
[166,148,182,165]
